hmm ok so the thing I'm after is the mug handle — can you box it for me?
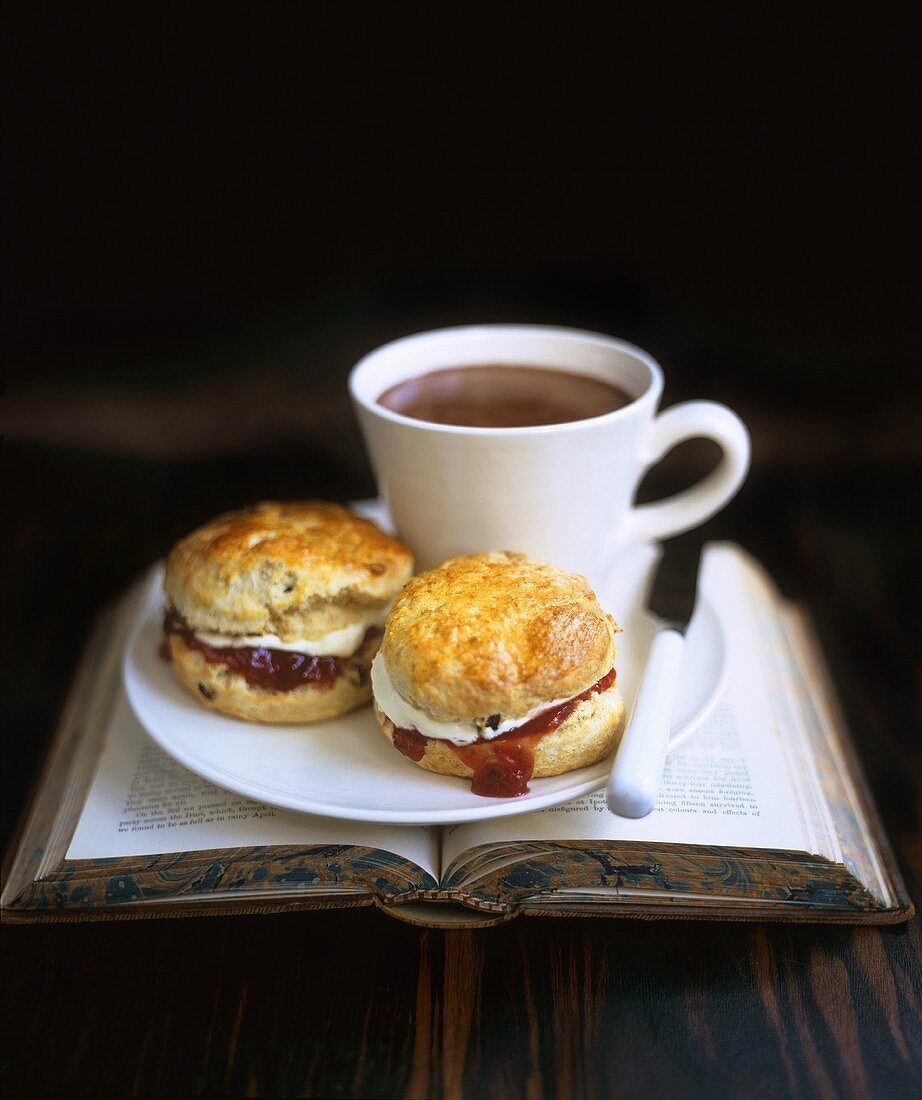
[622,401,751,544]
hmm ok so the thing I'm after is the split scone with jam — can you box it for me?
[163,501,413,723]
[371,551,625,796]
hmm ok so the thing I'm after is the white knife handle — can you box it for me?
[606,628,685,818]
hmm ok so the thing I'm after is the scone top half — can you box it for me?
[165,501,414,647]
[373,551,618,741]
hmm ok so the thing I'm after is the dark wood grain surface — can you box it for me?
[2,436,921,1098]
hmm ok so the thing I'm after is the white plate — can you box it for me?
[123,531,727,825]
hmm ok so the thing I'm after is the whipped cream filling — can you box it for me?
[370,652,580,746]
[193,605,390,659]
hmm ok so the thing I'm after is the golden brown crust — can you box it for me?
[374,686,625,780]
[166,631,380,723]
[164,501,413,639]
[381,551,618,722]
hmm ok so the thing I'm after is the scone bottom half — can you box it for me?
[163,620,383,723]
[372,551,625,797]
[161,501,413,723]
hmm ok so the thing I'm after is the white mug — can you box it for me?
[349,325,750,578]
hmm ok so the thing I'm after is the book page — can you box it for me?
[444,546,812,872]
[67,689,439,880]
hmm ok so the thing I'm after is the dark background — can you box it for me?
[6,9,920,450]
[3,8,921,1097]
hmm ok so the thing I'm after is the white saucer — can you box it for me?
[122,522,726,825]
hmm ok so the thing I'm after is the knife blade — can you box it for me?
[645,531,704,633]
[606,535,705,818]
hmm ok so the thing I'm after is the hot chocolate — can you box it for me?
[377,364,633,428]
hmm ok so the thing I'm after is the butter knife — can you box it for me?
[606,535,704,819]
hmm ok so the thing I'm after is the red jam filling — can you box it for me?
[390,667,617,797]
[163,609,379,693]
[392,726,428,761]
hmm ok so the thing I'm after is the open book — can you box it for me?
[1,546,911,928]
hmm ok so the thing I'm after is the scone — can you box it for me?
[163,501,413,722]
[371,551,625,796]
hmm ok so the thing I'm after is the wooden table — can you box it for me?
[2,441,920,1098]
